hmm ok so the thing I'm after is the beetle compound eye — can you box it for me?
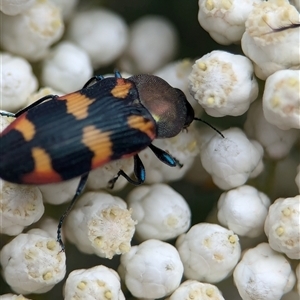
[128,74,194,138]
[174,88,194,129]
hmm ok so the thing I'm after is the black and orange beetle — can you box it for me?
[0,71,223,249]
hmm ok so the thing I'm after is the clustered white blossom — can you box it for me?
[244,100,299,159]
[0,230,66,294]
[241,0,300,80]
[264,195,300,259]
[41,41,93,93]
[67,8,128,68]
[176,223,241,283]
[0,179,44,236]
[198,0,263,45]
[199,127,264,190]
[50,0,79,21]
[64,265,125,300]
[118,239,183,299]
[189,50,258,117]
[0,0,299,299]
[0,0,64,61]
[127,183,191,241]
[263,69,300,130]
[119,15,178,74]
[217,185,271,237]
[233,243,296,300]
[1,53,38,111]
[65,191,136,259]
[167,280,225,300]
[0,0,35,16]
[38,177,81,205]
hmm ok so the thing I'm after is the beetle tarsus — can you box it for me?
[0,110,16,118]
[108,155,145,189]
[56,173,89,250]
[148,143,182,167]
[83,75,105,88]
[114,70,122,78]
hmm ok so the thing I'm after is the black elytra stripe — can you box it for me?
[82,76,140,101]
[85,90,156,160]
[25,99,95,180]
[0,129,35,183]
[82,77,117,99]
[110,126,154,160]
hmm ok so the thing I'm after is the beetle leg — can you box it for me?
[15,95,57,117]
[108,154,145,189]
[148,143,183,168]
[56,172,89,251]
[0,95,56,118]
[83,75,105,88]
[114,70,122,78]
[0,110,16,118]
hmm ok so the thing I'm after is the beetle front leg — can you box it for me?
[108,155,145,189]
[0,110,16,118]
[82,75,105,88]
[57,172,89,251]
[2,95,60,118]
[148,143,183,168]
[15,95,58,117]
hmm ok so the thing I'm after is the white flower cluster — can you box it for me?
[0,0,299,299]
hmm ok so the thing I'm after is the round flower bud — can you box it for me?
[0,0,64,61]
[244,100,298,159]
[200,127,264,190]
[119,15,178,73]
[41,41,92,93]
[234,243,296,300]
[264,195,300,259]
[241,0,300,80]
[168,280,225,300]
[263,69,300,130]
[38,177,81,205]
[1,53,38,112]
[127,183,191,241]
[67,9,128,68]
[0,231,66,294]
[0,0,34,16]
[118,239,183,299]
[0,179,44,236]
[198,0,262,45]
[176,223,241,283]
[218,185,271,237]
[65,191,136,259]
[189,50,258,117]
[64,265,125,300]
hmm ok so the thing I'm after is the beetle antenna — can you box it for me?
[194,117,224,138]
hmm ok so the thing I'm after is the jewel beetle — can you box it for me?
[0,71,223,250]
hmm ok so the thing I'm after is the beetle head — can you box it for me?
[128,74,194,138]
